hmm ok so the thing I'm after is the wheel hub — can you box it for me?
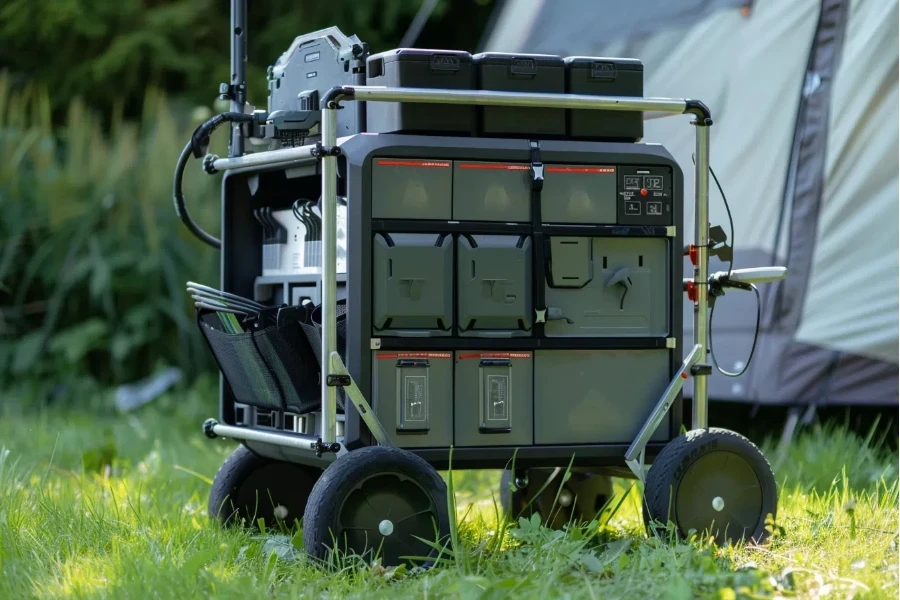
[378,519,394,536]
[337,473,439,565]
[675,450,763,544]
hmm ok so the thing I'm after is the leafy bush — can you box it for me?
[0,72,224,402]
[0,0,470,120]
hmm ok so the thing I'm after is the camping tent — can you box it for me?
[481,0,898,409]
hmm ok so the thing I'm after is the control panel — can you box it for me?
[617,166,673,226]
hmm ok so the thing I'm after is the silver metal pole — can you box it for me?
[692,123,711,430]
[212,422,321,451]
[229,0,247,157]
[350,86,688,113]
[212,143,318,172]
[320,107,339,444]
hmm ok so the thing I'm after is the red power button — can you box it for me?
[640,188,648,196]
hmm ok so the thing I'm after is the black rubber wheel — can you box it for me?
[303,446,451,567]
[208,444,321,529]
[644,428,777,545]
[501,468,613,529]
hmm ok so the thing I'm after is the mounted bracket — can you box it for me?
[328,351,394,447]
[624,343,704,482]
[708,225,733,264]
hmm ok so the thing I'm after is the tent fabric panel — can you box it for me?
[480,0,746,55]
[487,0,819,257]
[753,338,899,406]
[767,0,852,343]
[794,0,899,362]
[634,0,820,253]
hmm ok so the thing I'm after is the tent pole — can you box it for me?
[692,121,711,430]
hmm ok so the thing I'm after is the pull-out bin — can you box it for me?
[473,52,565,137]
[372,158,452,220]
[457,235,532,335]
[373,351,454,448]
[452,161,532,222]
[373,233,453,335]
[542,165,618,224]
[366,49,476,135]
[565,57,644,142]
[545,238,669,337]
[454,351,533,447]
[534,350,671,445]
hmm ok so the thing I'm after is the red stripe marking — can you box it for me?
[546,166,616,174]
[458,163,530,171]
[376,352,452,359]
[376,159,450,168]
[458,352,532,360]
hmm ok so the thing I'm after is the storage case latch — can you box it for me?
[396,358,431,434]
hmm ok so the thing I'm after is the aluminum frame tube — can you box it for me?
[350,86,689,114]
[212,144,318,172]
[319,108,339,444]
[212,422,322,451]
[692,123,711,430]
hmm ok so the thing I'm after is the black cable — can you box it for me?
[173,112,253,249]
[693,156,759,377]
[174,141,221,249]
[691,155,735,278]
[709,164,735,279]
[709,283,761,377]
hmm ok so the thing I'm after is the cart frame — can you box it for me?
[204,85,714,481]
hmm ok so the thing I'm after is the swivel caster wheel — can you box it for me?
[303,446,451,567]
[500,468,613,529]
[644,428,778,545]
[208,444,321,529]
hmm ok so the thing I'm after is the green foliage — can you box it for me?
[0,0,453,119]
[0,72,223,401]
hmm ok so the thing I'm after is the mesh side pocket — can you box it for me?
[201,321,285,411]
[300,301,348,409]
[255,322,321,414]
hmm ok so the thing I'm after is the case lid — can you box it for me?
[473,52,565,71]
[369,48,473,67]
[565,56,644,74]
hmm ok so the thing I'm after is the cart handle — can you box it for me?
[320,85,711,120]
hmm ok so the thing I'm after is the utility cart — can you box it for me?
[176,8,786,567]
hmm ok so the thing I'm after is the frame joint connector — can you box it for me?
[203,418,218,439]
[684,99,713,125]
[321,85,356,109]
[312,141,342,158]
[326,374,351,387]
[690,364,713,376]
[312,439,342,457]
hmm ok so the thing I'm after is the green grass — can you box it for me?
[0,380,896,599]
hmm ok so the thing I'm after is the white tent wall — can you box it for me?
[795,0,899,363]
[480,0,899,407]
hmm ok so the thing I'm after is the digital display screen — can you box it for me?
[644,175,664,191]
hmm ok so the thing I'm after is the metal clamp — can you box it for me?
[311,141,342,158]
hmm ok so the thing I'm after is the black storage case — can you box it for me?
[366,49,476,135]
[565,57,644,142]
[473,53,565,137]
